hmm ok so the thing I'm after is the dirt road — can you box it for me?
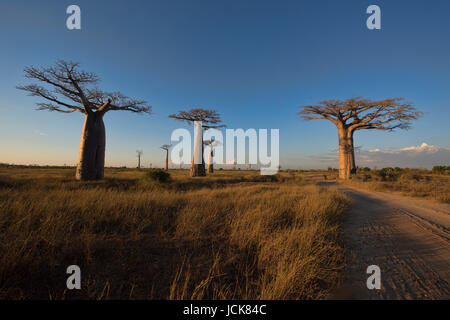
[328,182,450,299]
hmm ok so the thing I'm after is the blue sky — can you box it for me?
[0,0,449,168]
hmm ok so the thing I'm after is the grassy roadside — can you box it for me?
[339,170,450,204]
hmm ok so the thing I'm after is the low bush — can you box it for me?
[142,169,171,183]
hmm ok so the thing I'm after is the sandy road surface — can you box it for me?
[327,182,450,299]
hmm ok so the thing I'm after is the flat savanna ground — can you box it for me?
[0,167,350,299]
[1,167,449,299]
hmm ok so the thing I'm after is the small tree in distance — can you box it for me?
[136,150,143,169]
[169,108,224,177]
[17,60,151,180]
[160,144,171,171]
[203,138,221,173]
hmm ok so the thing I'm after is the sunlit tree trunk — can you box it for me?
[76,112,105,180]
[190,122,206,177]
[347,130,356,175]
[207,147,214,173]
[190,143,206,176]
[338,124,351,180]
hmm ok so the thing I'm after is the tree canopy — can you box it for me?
[160,144,171,150]
[17,60,151,115]
[298,97,422,132]
[168,108,225,129]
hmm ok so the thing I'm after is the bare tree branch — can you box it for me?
[17,84,84,112]
[17,60,152,116]
[36,103,80,113]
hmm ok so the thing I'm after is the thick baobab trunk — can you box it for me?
[190,147,206,176]
[76,112,105,180]
[337,125,351,180]
[164,149,169,171]
[347,131,357,175]
[191,122,206,177]
[207,147,214,173]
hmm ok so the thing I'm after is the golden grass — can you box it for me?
[0,167,350,299]
[341,173,450,203]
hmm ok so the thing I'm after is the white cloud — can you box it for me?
[368,142,448,155]
[360,142,450,168]
[34,130,47,136]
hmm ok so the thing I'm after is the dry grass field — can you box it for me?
[0,167,350,299]
[340,169,450,203]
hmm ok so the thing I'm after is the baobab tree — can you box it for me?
[203,138,221,173]
[17,60,151,180]
[169,108,224,177]
[298,97,422,180]
[136,150,143,169]
[160,144,171,171]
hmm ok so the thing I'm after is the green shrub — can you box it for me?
[432,165,450,174]
[399,172,422,182]
[142,169,171,183]
[377,168,398,181]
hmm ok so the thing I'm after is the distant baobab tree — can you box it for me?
[160,144,171,171]
[169,108,224,177]
[136,150,143,169]
[298,97,422,180]
[17,60,151,180]
[203,138,221,173]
